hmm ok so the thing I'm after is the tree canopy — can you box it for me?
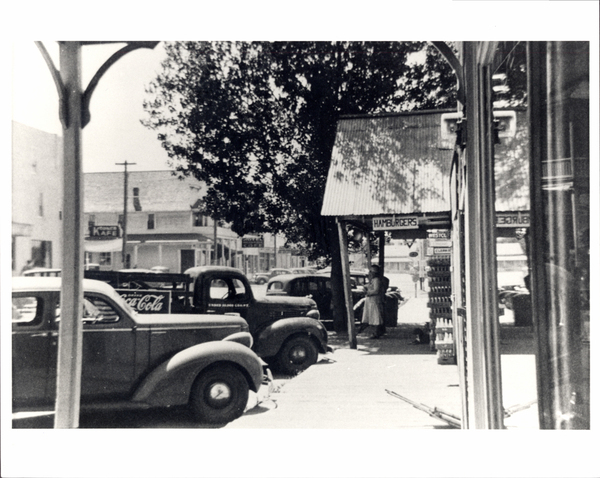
[142,41,456,259]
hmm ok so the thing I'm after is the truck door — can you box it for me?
[205,275,252,318]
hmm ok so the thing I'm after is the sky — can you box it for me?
[12,41,171,173]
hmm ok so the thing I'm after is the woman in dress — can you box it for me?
[359,265,385,338]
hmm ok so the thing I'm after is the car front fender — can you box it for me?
[132,341,264,407]
[253,317,328,358]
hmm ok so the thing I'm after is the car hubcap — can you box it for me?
[206,382,232,408]
[290,346,307,364]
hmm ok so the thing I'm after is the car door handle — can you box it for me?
[151,331,167,335]
[31,333,50,337]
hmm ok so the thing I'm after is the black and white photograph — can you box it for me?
[2,2,598,477]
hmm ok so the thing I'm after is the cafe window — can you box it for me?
[99,252,112,266]
[147,213,155,230]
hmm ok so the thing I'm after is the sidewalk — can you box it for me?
[230,297,538,429]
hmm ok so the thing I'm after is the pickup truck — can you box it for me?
[12,276,269,425]
[85,266,331,375]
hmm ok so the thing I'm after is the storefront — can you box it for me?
[322,42,590,430]
[453,41,590,429]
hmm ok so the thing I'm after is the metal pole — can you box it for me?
[274,234,277,268]
[55,42,84,429]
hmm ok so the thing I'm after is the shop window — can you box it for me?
[31,240,52,268]
[99,252,112,266]
[147,213,155,230]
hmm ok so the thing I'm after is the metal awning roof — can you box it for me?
[321,111,454,220]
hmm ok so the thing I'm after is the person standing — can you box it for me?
[359,264,385,338]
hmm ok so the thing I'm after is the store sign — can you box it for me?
[90,225,120,238]
[434,247,452,255]
[496,212,530,228]
[373,216,418,231]
[242,237,264,248]
[117,290,171,314]
[428,230,450,240]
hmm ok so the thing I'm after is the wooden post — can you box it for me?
[337,218,356,348]
[55,42,84,428]
[378,231,385,274]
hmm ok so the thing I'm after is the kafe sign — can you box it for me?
[90,225,120,238]
[117,290,171,313]
[373,216,418,231]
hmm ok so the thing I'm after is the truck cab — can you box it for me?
[186,266,330,374]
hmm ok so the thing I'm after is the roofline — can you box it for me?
[338,106,526,121]
[338,108,457,120]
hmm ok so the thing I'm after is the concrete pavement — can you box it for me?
[231,296,539,429]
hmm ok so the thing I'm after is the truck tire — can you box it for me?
[276,336,318,375]
[189,364,249,425]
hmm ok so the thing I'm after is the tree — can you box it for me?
[143,41,457,331]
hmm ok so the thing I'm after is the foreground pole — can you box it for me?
[55,42,84,428]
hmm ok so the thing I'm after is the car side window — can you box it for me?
[209,277,249,301]
[325,280,332,291]
[12,296,44,326]
[267,281,284,292]
[308,281,318,292]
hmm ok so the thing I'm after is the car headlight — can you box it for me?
[306,308,320,320]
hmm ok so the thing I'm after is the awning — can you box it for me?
[321,111,453,220]
[84,238,123,253]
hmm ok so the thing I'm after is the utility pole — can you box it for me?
[116,160,136,267]
[213,218,218,265]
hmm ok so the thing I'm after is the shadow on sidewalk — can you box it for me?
[327,324,437,356]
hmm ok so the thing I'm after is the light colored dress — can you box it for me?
[361,276,383,326]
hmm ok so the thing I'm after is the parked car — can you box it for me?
[252,268,290,284]
[185,266,330,374]
[266,273,365,328]
[287,267,319,275]
[12,276,269,425]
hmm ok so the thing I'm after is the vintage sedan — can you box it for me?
[252,268,290,284]
[266,273,366,328]
[12,277,269,425]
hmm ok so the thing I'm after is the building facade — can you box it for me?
[12,122,63,275]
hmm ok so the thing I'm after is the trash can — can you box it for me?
[511,292,532,327]
[383,293,400,327]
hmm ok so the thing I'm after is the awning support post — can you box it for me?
[337,218,357,348]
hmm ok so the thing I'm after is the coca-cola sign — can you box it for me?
[117,289,171,314]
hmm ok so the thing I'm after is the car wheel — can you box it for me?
[276,336,318,375]
[256,278,266,284]
[189,364,249,425]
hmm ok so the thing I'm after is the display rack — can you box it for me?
[426,257,456,365]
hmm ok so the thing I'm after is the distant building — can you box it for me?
[84,170,305,274]
[12,122,63,275]
[84,170,241,273]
